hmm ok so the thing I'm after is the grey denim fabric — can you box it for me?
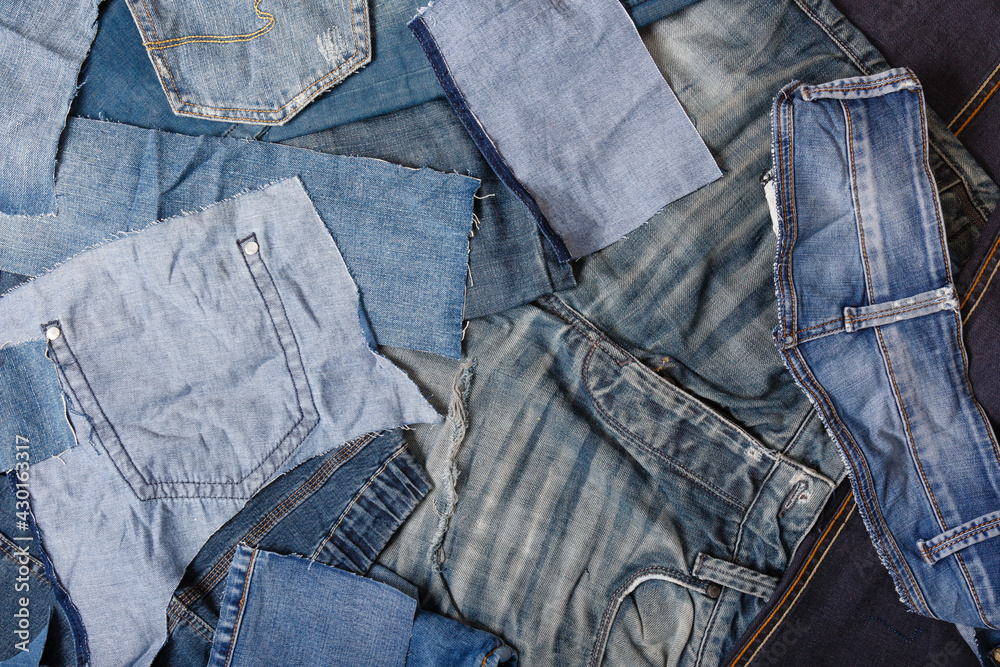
[409,0,722,260]
[0,179,440,666]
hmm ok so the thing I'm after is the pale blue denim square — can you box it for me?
[1,179,441,666]
[0,117,479,360]
[771,68,1000,629]
[409,0,721,260]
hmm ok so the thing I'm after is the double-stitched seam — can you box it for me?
[948,309,1000,467]
[479,645,502,667]
[726,497,855,666]
[165,599,214,643]
[793,316,844,335]
[843,102,874,305]
[806,74,917,96]
[0,532,47,582]
[128,0,368,119]
[925,516,1000,556]
[583,342,745,511]
[784,348,927,612]
[308,444,409,560]
[170,432,375,608]
[845,296,953,328]
[142,0,274,49]
[956,551,1000,629]
[790,0,871,75]
[949,61,1000,135]
[221,548,258,667]
[961,235,1000,318]
[588,566,707,667]
[915,89,954,277]
[779,86,802,338]
[873,327,948,529]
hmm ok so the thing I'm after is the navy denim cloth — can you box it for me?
[207,546,517,667]
[722,482,980,667]
[0,117,478,361]
[156,430,431,665]
[72,0,703,141]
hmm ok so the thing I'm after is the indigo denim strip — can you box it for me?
[0,116,479,360]
[0,180,441,666]
[73,0,702,141]
[123,0,370,124]
[771,68,1000,628]
[280,99,576,320]
[156,430,431,665]
[0,0,96,215]
[408,0,722,261]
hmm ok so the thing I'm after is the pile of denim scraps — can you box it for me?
[1,0,999,665]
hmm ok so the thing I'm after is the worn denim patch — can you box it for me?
[771,68,1000,628]
[0,117,478,359]
[0,0,96,216]
[0,180,441,666]
[124,0,370,124]
[409,0,721,260]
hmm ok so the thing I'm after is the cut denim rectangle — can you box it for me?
[124,0,371,124]
[771,68,1000,629]
[0,117,478,360]
[408,0,721,261]
[0,0,96,216]
[2,179,441,666]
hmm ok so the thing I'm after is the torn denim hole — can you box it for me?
[430,361,475,573]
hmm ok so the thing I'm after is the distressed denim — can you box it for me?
[123,0,370,124]
[366,1,998,665]
[409,0,721,261]
[0,0,96,216]
[207,546,516,667]
[73,0,702,141]
[0,117,478,361]
[771,69,1000,628]
[0,180,441,666]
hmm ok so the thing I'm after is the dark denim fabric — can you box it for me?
[155,430,431,666]
[722,481,980,667]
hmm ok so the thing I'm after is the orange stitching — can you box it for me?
[956,553,1000,629]
[223,548,258,666]
[927,516,1000,554]
[480,646,502,667]
[873,327,948,528]
[805,74,917,95]
[915,89,952,284]
[793,316,843,335]
[728,496,854,666]
[949,61,1000,127]
[954,71,1000,136]
[142,0,274,49]
[963,252,1000,321]
[845,297,951,327]
[948,310,1000,466]
[844,102,875,305]
[788,349,927,611]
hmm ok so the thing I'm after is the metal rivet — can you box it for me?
[45,326,61,341]
[992,647,1000,664]
[243,240,259,256]
[706,584,722,599]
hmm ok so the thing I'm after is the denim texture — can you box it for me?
[771,68,1000,628]
[0,117,478,360]
[409,0,721,261]
[156,430,431,665]
[722,482,980,667]
[207,546,517,666]
[73,0,699,141]
[365,1,999,664]
[0,0,96,216]
[0,180,441,666]
[123,0,370,124]
[280,99,576,320]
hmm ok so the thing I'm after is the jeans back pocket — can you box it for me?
[125,0,370,124]
[43,232,318,500]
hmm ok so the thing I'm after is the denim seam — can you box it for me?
[950,63,1000,135]
[308,443,410,561]
[141,0,274,48]
[587,566,709,667]
[956,551,999,629]
[125,0,371,121]
[0,531,47,581]
[220,547,258,667]
[790,0,872,76]
[166,600,214,643]
[844,296,954,329]
[408,16,572,262]
[692,554,778,599]
[782,346,928,613]
[802,73,918,97]
[929,141,992,223]
[961,233,1000,316]
[843,101,875,304]
[170,432,376,608]
[922,515,1000,560]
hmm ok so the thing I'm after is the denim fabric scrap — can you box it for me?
[207,545,517,667]
[123,0,371,124]
[0,116,478,360]
[409,0,722,261]
[0,0,96,215]
[771,68,1000,628]
[0,179,441,667]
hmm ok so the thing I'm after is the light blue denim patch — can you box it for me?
[771,68,1000,629]
[124,0,371,124]
[208,546,517,667]
[0,0,96,216]
[408,0,721,260]
[2,179,441,666]
[0,117,479,360]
